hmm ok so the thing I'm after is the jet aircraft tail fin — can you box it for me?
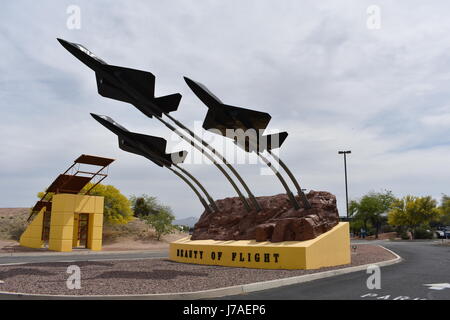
[234,131,288,152]
[154,93,182,113]
[263,131,288,151]
[127,132,188,166]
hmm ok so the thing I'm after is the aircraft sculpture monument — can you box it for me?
[58,38,351,269]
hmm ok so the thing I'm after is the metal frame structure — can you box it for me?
[27,154,115,222]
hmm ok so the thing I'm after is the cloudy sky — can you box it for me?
[1,0,449,219]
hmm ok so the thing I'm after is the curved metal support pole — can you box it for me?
[108,77,255,211]
[173,164,219,212]
[256,152,300,210]
[267,150,311,209]
[165,114,262,212]
[156,116,252,212]
[166,167,211,213]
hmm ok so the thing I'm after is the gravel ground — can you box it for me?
[0,244,395,296]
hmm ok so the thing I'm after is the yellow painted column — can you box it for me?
[87,197,104,251]
[48,194,75,252]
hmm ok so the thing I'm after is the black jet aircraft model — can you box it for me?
[184,76,311,209]
[57,38,180,118]
[184,77,288,153]
[90,113,218,213]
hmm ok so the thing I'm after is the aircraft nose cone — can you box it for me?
[90,113,101,120]
[56,38,71,48]
[90,113,110,126]
[183,76,196,87]
[56,38,79,54]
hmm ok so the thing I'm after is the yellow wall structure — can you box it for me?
[169,222,350,270]
[19,207,45,249]
[87,197,104,251]
[21,194,104,252]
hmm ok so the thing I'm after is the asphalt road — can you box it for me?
[222,240,450,300]
[1,241,449,300]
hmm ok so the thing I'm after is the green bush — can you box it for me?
[381,225,395,233]
[400,231,410,240]
[141,209,175,241]
[414,227,433,239]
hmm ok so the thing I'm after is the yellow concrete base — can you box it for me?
[170,222,350,270]
[21,193,104,252]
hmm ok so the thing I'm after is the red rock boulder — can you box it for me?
[191,191,340,242]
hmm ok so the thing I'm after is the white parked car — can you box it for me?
[436,227,450,239]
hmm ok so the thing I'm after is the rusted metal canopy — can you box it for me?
[46,174,93,194]
[74,154,115,167]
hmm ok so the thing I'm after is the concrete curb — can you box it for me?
[0,245,402,300]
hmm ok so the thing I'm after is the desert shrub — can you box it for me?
[8,223,27,241]
[0,214,27,241]
[102,218,156,243]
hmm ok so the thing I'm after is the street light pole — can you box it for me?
[338,150,351,219]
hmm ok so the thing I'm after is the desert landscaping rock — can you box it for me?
[0,245,394,296]
[192,191,340,242]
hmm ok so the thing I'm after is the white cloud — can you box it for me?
[0,0,449,218]
[421,112,450,126]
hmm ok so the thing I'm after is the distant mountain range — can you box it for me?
[1,208,200,228]
[173,216,199,228]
